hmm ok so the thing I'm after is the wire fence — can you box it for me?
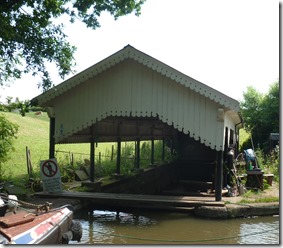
[54,141,173,170]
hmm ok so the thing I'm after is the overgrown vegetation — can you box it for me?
[0,113,19,180]
[240,80,279,152]
[0,111,175,190]
[238,80,280,185]
[55,139,174,181]
[253,146,280,183]
[237,133,279,185]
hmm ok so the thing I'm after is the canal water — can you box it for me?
[72,208,279,245]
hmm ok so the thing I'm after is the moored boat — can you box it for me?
[0,194,82,244]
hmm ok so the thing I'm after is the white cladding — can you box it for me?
[51,60,226,150]
[34,45,241,151]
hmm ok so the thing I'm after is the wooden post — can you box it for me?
[49,117,55,159]
[71,153,74,168]
[116,138,121,174]
[135,121,140,169]
[162,137,165,162]
[111,145,114,161]
[136,139,140,169]
[90,139,95,182]
[99,152,102,165]
[151,138,155,165]
[215,150,223,201]
[26,146,33,178]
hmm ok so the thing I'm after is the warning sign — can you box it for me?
[42,159,58,177]
[40,158,62,193]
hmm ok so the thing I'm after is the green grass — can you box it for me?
[2,112,167,180]
[1,112,118,178]
[2,111,49,178]
[238,196,279,204]
[239,128,250,148]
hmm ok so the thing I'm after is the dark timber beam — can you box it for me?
[151,138,155,165]
[215,150,223,201]
[49,117,55,159]
[90,124,96,182]
[151,126,155,165]
[162,137,165,162]
[136,138,140,169]
[116,123,121,174]
[90,139,95,182]
[116,138,121,174]
[135,121,140,169]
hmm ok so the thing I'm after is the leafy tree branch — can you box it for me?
[0,0,145,91]
[240,79,279,152]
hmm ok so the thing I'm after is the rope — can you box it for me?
[93,226,279,243]
[0,194,47,209]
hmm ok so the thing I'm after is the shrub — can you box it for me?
[0,114,19,180]
[254,146,279,183]
[263,146,280,182]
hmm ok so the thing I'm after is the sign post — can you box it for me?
[40,158,62,193]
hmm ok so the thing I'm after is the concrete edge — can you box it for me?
[194,202,279,219]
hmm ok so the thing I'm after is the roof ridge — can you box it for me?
[32,45,239,111]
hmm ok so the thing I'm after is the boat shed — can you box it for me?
[31,45,242,201]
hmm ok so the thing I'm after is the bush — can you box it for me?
[0,104,8,112]
[263,146,280,182]
[30,106,46,112]
[0,114,19,180]
[254,146,279,183]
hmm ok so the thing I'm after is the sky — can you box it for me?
[0,0,279,103]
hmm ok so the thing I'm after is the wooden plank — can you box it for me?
[35,191,225,209]
[178,180,213,188]
[26,146,33,178]
[0,212,35,227]
[74,170,89,181]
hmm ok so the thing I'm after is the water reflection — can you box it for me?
[239,217,280,244]
[72,209,279,245]
[92,210,157,226]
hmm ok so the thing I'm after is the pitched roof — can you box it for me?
[32,45,240,112]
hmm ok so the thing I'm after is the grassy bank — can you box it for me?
[2,112,49,178]
[2,112,168,180]
[2,112,116,179]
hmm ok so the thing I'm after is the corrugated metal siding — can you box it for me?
[52,60,225,150]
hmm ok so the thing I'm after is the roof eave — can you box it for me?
[32,45,240,111]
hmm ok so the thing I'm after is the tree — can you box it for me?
[240,80,279,152]
[261,82,280,134]
[17,100,30,116]
[0,114,19,179]
[0,0,145,92]
[1,96,30,115]
[240,86,263,133]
